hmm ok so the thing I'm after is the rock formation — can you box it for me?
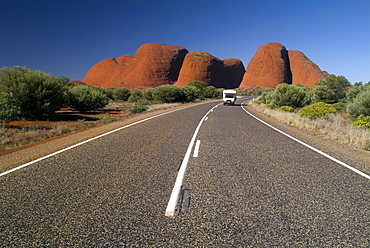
[239,42,327,89]
[174,52,245,88]
[82,42,326,90]
[239,42,292,88]
[83,43,244,89]
[83,43,188,89]
[288,50,329,88]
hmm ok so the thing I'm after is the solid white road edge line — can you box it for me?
[193,140,201,157]
[0,102,213,178]
[165,104,221,217]
[241,101,370,180]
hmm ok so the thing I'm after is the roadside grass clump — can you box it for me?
[98,113,118,124]
[277,106,294,113]
[298,102,337,119]
[130,105,148,114]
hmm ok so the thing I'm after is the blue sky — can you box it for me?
[1,0,369,84]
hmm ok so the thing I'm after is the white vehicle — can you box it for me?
[222,90,237,105]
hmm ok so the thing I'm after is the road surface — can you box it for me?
[1,98,369,246]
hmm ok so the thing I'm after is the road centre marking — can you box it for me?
[165,104,221,217]
[193,140,201,157]
[241,101,370,180]
[0,102,215,178]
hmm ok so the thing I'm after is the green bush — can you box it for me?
[128,89,143,103]
[152,85,185,103]
[68,85,109,111]
[298,102,337,119]
[203,86,218,99]
[351,114,370,129]
[277,106,294,112]
[0,92,21,125]
[269,83,310,108]
[130,105,148,113]
[112,87,130,101]
[313,74,351,103]
[142,88,155,101]
[187,81,208,91]
[0,66,71,117]
[182,85,202,102]
[346,87,370,117]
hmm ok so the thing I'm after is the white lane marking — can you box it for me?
[193,140,201,157]
[165,104,221,217]
[241,102,370,180]
[205,117,208,121]
[0,102,214,178]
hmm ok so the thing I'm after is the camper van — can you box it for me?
[222,90,237,105]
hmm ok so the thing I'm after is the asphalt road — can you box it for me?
[1,98,369,247]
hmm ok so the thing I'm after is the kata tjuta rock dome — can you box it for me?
[239,42,328,89]
[83,43,245,89]
[83,43,188,89]
[288,50,329,88]
[174,52,245,89]
[239,42,292,89]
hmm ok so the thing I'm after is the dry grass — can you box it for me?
[249,102,370,151]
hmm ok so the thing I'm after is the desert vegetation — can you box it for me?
[0,67,222,152]
[249,75,370,150]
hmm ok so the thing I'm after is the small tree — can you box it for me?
[313,74,351,103]
[68,85,109,111]
[0,92,21,125]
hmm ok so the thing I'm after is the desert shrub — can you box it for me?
[128,89,143,103]
[130,105,148,113]
[98,113,117,124]
[68,85,109,111]
[269,83,310,108]
[187,81,208,91]
[313,74,351,103]
[277,106,294,113]
[331,102,346,111]
[112,87,130,101]
[0,66,71,117]
[182,85,202,102]
[351,114,370,129]
[203,86,218,99]
[152,85,185,103]
[298,102,337,119]
[142,88,155,101]
[0,92,21,125]
[346,87,370,117]
[259,91,273,104]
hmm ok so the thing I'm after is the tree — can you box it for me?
[346,82,369,102]
[346,87,370,117]
[0,66,71,117]
[0,92,21,125]
[313,74,351,103]
[68,85,109,111]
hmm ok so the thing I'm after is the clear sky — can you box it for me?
[1,0,369,84]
